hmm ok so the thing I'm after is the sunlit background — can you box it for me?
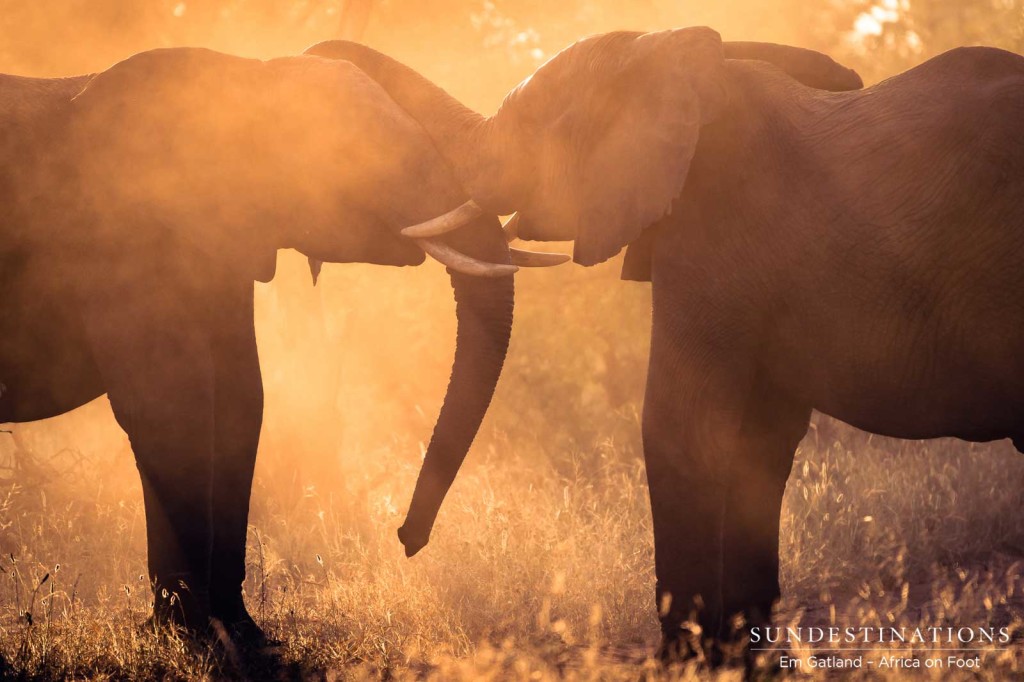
[3,1,1024,678]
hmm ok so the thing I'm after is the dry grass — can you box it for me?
[4,412,1024,680]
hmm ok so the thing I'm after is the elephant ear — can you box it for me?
[68,49,282,282]
[524,28,728,267]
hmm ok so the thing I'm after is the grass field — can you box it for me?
[3,263,1024,681]
[4,385,1024,679]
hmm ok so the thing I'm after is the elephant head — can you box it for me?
[61,48,563,549]
[304,28,862,555]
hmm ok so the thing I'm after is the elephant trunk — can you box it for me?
[302,42,529,553]
[397,218,514,556]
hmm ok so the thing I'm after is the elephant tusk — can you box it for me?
[415,237,518,278]
[400,199,484,238]
[501,212,520,242]
[509,248,570,267]
[499,213,568,267]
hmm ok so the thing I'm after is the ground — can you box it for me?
[3,407,1024,680]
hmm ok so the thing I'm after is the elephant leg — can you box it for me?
[720,381,809,637]
[643,310,808,662]
[82,277,217,631]
[207,281,268,643]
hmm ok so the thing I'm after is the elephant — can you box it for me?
[0,46,563,645]
[305,30,1024,660]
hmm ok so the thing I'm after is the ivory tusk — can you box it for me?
[415,237,518,278]
[400,200,484,238]
[501,212,520,242]
[509,248,571,267]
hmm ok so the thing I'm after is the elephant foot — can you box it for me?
[656,625,709,667]
[146,586,212,635]
[659,634,781,680]
[210,594,281,651]
[657,619,760,671]
[657,634,780,681]
[139,611,214,647]
[216,614,282,652]
[208,612,287,679]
